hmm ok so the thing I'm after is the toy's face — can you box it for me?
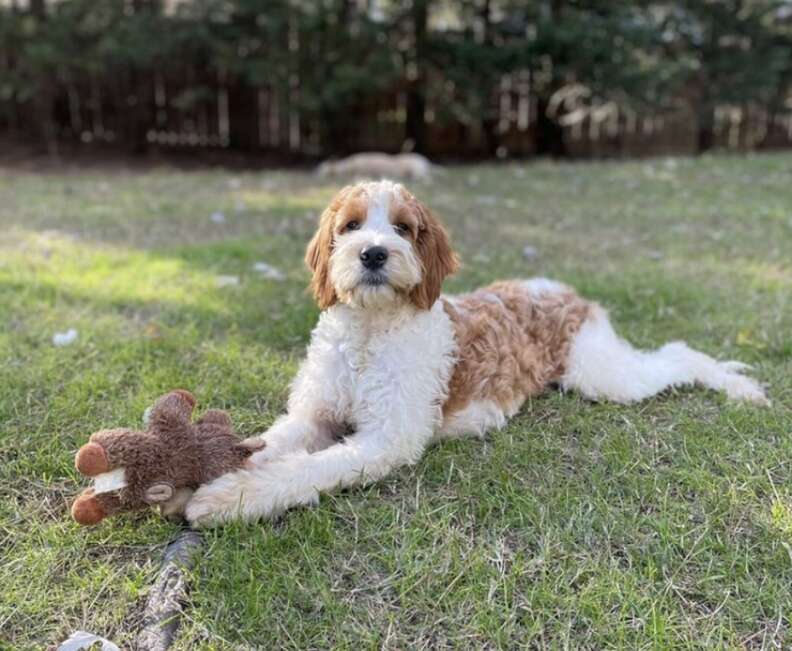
[71,430,176,525]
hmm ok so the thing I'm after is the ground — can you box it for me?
[1,153,790,650]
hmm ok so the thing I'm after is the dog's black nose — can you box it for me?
[360,246,388,270]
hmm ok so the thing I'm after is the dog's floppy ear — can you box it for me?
[306,186,353,310]
[409,198,459,310]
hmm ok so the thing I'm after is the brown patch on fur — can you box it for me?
[442,281,591,417]
[406,194,459,310]
[305,185,356,309]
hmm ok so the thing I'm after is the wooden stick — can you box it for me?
[136,530,204,651]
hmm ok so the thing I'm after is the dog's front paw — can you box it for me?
[184,497,225,528]
[186,457,323,526]
[158,487,194,521]
[185,473,247,527]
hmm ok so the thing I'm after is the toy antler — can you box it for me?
[75,442,110,476]
[148,389,196,429]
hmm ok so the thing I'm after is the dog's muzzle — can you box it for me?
[361,270,388,286]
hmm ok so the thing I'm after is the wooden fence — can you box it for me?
[3,70,792,159]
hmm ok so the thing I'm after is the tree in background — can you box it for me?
[659,0,792,151]
[1,0,790,157]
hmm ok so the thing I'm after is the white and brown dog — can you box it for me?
[186,180,768,526]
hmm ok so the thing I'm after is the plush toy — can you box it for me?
[71,390,265,525]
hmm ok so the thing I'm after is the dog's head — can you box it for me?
[306,181,458,310]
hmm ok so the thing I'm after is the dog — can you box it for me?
[185,180,768,526]
[317,152,436,180]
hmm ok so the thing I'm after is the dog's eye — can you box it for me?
[344,220,360,232]
[394,222,410,235]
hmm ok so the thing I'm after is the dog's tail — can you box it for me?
[561,305,769,405]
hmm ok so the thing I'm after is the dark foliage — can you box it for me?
[1,0,791,158]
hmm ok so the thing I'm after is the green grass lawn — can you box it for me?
[1,153,791,650]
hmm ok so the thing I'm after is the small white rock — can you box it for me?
[53,328,78,346]
[210,211,226,224]
[57,630,120,651]
[253,262,286,281]
[215,275,240,288]
[522,245,539,261]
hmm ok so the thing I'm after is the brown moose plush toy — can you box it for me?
[71,390,264,525]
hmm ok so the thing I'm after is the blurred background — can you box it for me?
[2,0,792,163]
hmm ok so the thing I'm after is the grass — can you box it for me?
[1,153,790,650]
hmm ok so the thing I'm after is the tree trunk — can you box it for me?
[405,0,429,153]
[28,0,58,156]
[29,0,45,18]
[697,108,715,153]
[534,0,566,157]
[535,95,566,157]
[319,0,354,155]
[478,0,499,156]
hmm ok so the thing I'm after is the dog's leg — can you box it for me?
[244,416,337,465]
[187,344,448,525]
[186,426,431,526]
[187,301,457,526]
[244,312,359,463]
[561,306,769,405]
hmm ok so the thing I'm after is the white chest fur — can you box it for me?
[291,301,457,429]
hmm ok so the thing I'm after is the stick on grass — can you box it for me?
[136,530,204,651]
